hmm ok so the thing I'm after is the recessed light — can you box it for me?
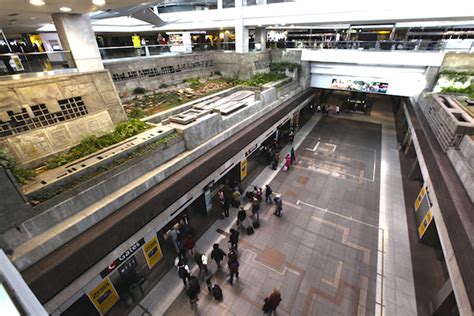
[30,0,46,6]
[31,17,36,20]
[60,7,72,12]
[92,0,106,5]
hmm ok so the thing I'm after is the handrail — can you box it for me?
[0,50,72,57]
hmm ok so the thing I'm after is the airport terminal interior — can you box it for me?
[0,0,473,315]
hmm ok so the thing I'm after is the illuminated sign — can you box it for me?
[100,238,145,278]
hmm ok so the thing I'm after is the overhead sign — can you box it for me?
[331,78,388,94]
[100,238,145,278]
[88,278,119,315]
[142,236,163,269]
[240,159,247,179]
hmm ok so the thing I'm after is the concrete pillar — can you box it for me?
[218,0,223,9]
[254,27,267,51]
[235,19,249,53]
[257,0,267,4]
[430,279,457,315]
[52,13,103,72]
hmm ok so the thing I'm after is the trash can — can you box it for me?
[129,283,143,302]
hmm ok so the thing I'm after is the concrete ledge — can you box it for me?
[10,81,302,271]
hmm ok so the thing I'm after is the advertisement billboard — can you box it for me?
[331,78,389,94]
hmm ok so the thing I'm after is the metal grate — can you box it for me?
[0,97,88,138]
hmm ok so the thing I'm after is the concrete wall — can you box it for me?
[0,71,126,167]
[448,135,474,202]
[104,52,217,96]
[440,53,474,71]
[212,51,271,80]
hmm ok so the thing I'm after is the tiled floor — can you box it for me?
[130,96,417,316]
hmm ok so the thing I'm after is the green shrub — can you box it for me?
[270,62,301,73]
[133,87,147,95]
[0,150,36,185]
[184,77,201,89]
[46,119,151,169]
[159,83,168,89]
[440,70,474,83]
[440,84,474,96]
[241,72,287,87]
[128,108,146,119]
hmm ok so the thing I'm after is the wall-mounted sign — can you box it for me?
[331,78,388,94]
[418,210,433,238]
[100,238,145,278]
[240,159,247,180]
[88,278,119,315]
[414,185,427,212]
[142,236,163,269]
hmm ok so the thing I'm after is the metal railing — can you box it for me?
[99,42,237,60]
[0,51,74,77]
[270,40,474,52]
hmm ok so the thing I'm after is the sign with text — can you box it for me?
[240,159,247,180]
[88,278,119,315]
[100,238,145,278]
[143,236,163,269]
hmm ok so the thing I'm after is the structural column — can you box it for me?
[52,13,103,72]
[235,19,249,53]
[254,27,267,51]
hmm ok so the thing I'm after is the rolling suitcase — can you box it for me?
[246,226,254,235]
[212,284,223,301]
[252,220,260,229]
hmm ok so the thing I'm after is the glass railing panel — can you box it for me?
[0,51,74,77]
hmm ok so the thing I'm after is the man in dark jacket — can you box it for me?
[211,243,227,268]
[229,228,239,252]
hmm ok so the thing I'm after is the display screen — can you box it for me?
[0,283,20,316]
[331,78,389,94]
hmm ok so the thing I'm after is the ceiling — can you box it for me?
[0,0,153,35]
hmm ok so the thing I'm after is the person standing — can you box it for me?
[223,198,230,218]
[263,288,282,315]
[228,256,240,285]
[201,256,213,292]
[176,260,190,286]
[265,185,273,203]
[274,195,283,217]
[290,147,296,164]
[229,228,239,252]
[185,234,196,257]
[336,105,340,115]
[169,224,180,253]
[211,243,227,268]
[251,197,260,222]
[186,286,199,310]
[194,251,205,275]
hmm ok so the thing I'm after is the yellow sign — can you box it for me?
[418,210,433,238]
[88,278,119,315]
[132,35,141,48]
[414,185,427,212]
[142,236,163,269]
[29,34,44,52]
[240,159,247,179]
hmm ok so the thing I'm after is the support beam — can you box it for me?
[52,13,103,72]
[235,19,249,53]
[254,27,267,51]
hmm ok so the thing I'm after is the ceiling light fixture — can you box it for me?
[92,0,106,5]
[60,7,72,12]
[30,0,46,6]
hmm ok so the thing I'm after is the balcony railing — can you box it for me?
[270,40,474,52]
[0,51,75,77]
[99,42,237,60]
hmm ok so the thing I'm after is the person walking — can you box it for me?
[194,251,205,276]
[274,195,283,217]
[284,154,291,171]
[251,197,260,222]
[201,256,213,292]
[229,228,239,252]
[265,185,273,203]
[176,260,190,286]
[186,286,199,310]
[211,243,227,268]
[169,224,180,253]
[228,256,240,285]
[263,288,282,315]
[290,147,296,164]
[237,206,247,231]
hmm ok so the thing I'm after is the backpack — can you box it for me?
[212,284,223,301]
[178,266,189,279]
